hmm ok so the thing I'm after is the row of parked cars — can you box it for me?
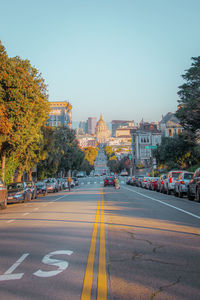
[0,177,79,210]
[126,168,200,202]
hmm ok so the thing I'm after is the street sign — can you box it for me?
[145,145,157,149]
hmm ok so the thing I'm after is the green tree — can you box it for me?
[176,56,200,140]
[154,134,198,170]
[83,147,98,166]
[0,41,50,181]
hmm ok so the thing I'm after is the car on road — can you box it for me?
[0,178,7,209]
[136,175,144,187]
[35,181,47,196]
[72,177,79,186]
[7,182,31,203]
[149,177,159,191]
[163,171,183,195]
[44,178,59,193]
[187,168,200,201]
[156,174,167,193]
[26,181,37,199]
[174,172,194,198]
[104,177,115,187]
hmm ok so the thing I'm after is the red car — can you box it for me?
[104,177,115,187]
[149,177,159,191]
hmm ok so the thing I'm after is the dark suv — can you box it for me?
[187,168,200,202]
[0,178,7,209]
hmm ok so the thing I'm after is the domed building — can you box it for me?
[95,114,111,144]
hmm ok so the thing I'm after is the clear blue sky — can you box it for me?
[1,0,200,123]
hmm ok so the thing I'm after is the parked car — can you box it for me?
[149,177,159,191]
[0,178,7,209]
[187,168,200,201]
[7,182,31,203]
[120,170,128,176]
[174,172,194,198]
[146,177,154,189]
[163,171,183,195]
[72,177,79,186]
[126,177,133,185]
[56,178,63,191]
[104,177,115,187]
[25,181,37,199]
[136,175,144,187]
[141,177,151,188]
[44,178,59,193]
[35,181,47,196]
[157,174,167,193]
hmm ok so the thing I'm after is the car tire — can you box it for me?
[178,190,183,198]
[187,189,194,201]
[196,189,200,202]
[167,188,171,195]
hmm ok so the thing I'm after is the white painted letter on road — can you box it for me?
[33,250,73,278]
[0,253,29,281]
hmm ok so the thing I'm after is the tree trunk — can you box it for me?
[14,166,23,182]
[28,170,32,181]
[1,155,6,182]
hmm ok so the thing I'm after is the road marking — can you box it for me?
[123,186,200,220]
[81,196,100,300]
[6,220,15,223]
[0,253,29,281]
[34,250,73,278]
[23,213,30,216]
[97,190,107,300]
[81,188,107,300]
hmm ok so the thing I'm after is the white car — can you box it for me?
[163,171,183,195]
[174,172,194,197]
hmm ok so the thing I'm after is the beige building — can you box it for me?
[48,101,72,128]
[95,114,111,144]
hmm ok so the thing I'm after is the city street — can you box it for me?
[0,179,200,300]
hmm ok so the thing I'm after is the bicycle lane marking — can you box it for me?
[123,186,200,220]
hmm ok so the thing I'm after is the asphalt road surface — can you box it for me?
[0,178,200,300]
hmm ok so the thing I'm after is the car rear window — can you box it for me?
[184,173,193,179]
[7,183,23,189]
[172,172,182,178]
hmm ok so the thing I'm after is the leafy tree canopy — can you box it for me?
[176,56,200,140]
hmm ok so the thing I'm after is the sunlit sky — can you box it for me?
[0,0,200,123]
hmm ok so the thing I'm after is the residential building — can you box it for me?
[159,112,183,137]
[48,101,72,128]
[131,123,162,167]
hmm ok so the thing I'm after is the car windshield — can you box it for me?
[7,183,23,190]
[172,172,182,178]
[184,173,193,179]
[35,182,44,186]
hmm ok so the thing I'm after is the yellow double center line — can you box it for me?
[81,188,107,300]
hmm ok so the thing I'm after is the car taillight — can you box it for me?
[161,181,163,184]
[169,178,172,183]
[105,180,108,183]
[180,181,185,184]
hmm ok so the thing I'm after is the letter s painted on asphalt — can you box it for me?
[33,250,73,278]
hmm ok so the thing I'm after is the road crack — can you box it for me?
[150,276,181,300]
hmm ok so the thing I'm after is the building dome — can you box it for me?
[95,114,110,144]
